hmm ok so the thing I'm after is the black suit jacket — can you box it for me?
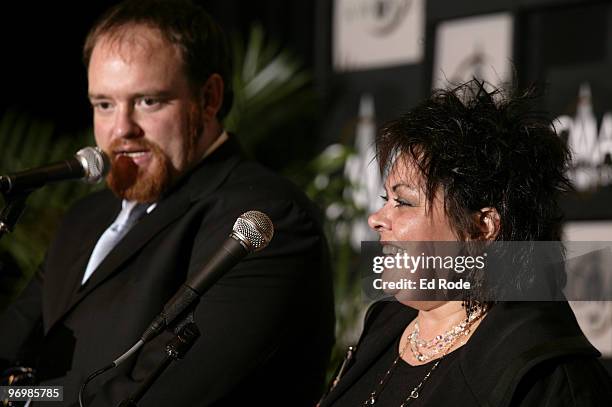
[0,136,335,406]
[320,301,612,406]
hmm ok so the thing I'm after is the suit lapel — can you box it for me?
[44,194,120,332]
[68,191,193,307]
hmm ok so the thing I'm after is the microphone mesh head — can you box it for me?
[232,211,274,252]
[76,147,110,184]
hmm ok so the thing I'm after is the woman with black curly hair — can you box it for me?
[319,80,612,406]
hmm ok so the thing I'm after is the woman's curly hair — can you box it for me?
[376,79,572,242]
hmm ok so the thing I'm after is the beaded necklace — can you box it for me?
[409,308,483,362]
[363,310,483,406]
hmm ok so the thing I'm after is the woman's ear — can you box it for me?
[474,207,501,240]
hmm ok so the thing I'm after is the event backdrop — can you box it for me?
[317,0,612,363]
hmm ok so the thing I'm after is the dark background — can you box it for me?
[3,0,612,160]
[0,1,316,133]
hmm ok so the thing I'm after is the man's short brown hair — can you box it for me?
[83,0,233,120]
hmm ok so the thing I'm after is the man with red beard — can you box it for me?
[0,1,334,406]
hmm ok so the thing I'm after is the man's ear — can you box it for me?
[474,207,501,241]
[200,73,224,120]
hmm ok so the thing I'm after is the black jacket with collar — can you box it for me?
[320,300,612,406]
[0,135,335,406]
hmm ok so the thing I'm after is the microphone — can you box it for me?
[140,211,274,343]
[0,146,109,194]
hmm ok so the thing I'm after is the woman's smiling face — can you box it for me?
[368,156,458,243]
[368,156,460,309]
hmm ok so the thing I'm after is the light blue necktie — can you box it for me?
[82,201,148,284]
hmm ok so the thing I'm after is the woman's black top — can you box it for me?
[332,336,464,406]
[320,301,612,407]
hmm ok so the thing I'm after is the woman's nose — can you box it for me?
[368,207,390,233]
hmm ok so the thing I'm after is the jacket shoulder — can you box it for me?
[220,160,311,204]
[193,158,325,231]
[511,355,612,406]
[359,301,415,345]
[461,302,604,407]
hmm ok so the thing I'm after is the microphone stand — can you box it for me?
[0,190,31,241]
[117,315,201,407]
